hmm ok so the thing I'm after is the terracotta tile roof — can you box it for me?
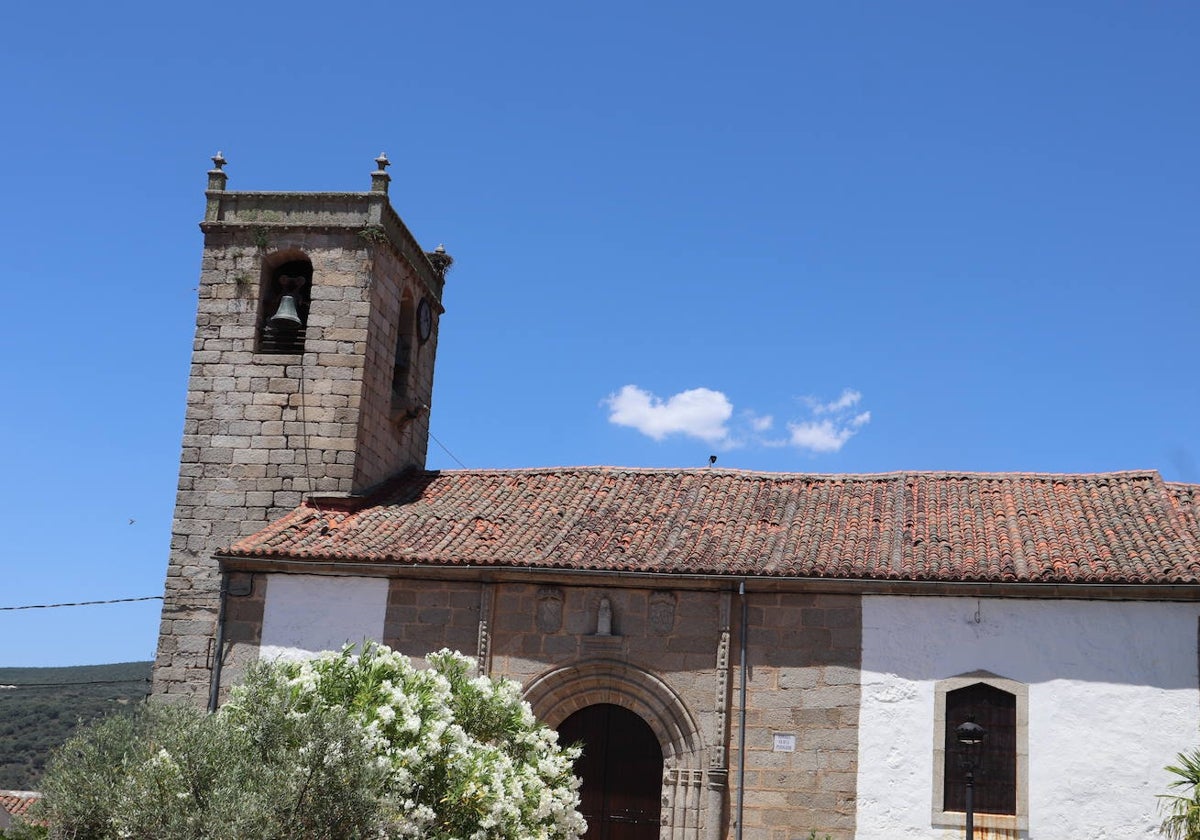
[227,469,1200,585]
[0,790,41,820]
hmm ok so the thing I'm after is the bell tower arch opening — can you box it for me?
[255,250,312,352]
[257,253,313,354]
[390,290,416,413]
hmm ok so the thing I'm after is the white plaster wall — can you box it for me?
[259,573,388,662]
[856,596,1200,840]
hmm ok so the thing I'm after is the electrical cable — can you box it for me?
[429,430,468,469]
[0,596,163,612]
[0,678,151,689]
[296,343,327,528]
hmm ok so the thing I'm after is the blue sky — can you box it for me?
[1,1,1196,667]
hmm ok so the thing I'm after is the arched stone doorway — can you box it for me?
[523,659,713,840]
[559,703,662,840]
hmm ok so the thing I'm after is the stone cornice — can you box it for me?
[200,190,444,303]
[214,554,1200,601]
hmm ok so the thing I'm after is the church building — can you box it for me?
[154,157,1200,840]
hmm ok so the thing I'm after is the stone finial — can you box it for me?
[426,244,454,277]
[207,151,228,191]
[371,152,391,194]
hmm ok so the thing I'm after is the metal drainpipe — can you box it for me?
[735,579,748,840]
[207,573,229,713]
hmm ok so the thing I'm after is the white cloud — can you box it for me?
[605,385,733,445]
[787,419,856,453]
[806,388,862,414]
[787,392,871,453]
[605,385,871,455]
[746,411,774,433]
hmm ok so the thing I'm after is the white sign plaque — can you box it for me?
[773,732,796,753]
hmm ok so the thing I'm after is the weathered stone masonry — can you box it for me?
[739,592,860,839]
[153,156,447,700]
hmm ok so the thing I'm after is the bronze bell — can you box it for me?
[268,295,302,329]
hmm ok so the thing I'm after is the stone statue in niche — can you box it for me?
[536,587,563,634]
[649,590,677,635]
[596,596,613,636]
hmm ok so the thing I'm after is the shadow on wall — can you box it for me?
[860,595,1199,689]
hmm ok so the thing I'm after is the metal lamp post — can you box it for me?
[955,719,987,840]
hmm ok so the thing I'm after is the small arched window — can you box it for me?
[258,258,313,354]
[933,672,1027,830]
[391,292,415,409]
[944,683,1016,814]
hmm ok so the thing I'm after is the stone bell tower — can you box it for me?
[153,154,452,701]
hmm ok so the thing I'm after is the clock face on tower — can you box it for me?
[417,299,433,343]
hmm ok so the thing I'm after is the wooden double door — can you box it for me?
[558,704,663,840]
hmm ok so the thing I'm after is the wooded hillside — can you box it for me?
[0,662,151,790]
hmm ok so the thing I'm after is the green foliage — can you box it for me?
[358,226,387,245]
[0,662,151,790]
[32,645,584,840]
[1,822,48,839]
[804,832,832,840]
[36,685,388,839]
[1161,749,1200,840]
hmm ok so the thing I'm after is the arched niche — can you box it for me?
[257,251,313,354]
[390,289,415,410]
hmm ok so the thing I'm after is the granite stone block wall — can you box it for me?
[369,577,861,840]
[383,579,481,657]
[153,180,445,702]
[736,592,861,840]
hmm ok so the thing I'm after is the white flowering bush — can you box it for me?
[223,645,585,840]
[33,644,585,840]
